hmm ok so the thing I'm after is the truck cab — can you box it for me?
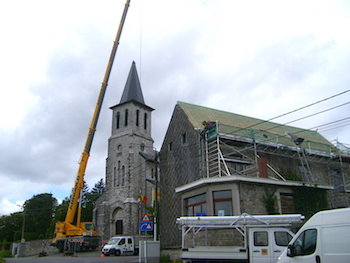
[249,228,293,263]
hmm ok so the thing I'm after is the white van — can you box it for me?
[101,236,137,256]
[277,208,350,263]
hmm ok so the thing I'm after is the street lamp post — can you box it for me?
[21,212,25,242]
[17,204,25,242]
[16,204,26,257]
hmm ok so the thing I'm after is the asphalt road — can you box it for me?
[4,250,140,263]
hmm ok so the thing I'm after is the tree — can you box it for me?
[0,212,23,243]
[0,179,105,245]
[91,178,105,195]
[81,179,105,222]
[23,193,57,239]
[51,179,105,224]
[53,197,70,222]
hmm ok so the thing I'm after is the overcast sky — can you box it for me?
[1,0,349,216]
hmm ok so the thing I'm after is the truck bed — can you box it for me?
[182,246,248,261]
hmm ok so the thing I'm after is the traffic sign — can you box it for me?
[139,221,153,231]
[142,213,151,221]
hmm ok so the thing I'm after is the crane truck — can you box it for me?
[51,0,131,252]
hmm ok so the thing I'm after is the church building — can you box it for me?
[94,62,156,240]
[94,62,350,252]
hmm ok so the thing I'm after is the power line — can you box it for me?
[162,98,350,156]
[253,101,350,135]
[283,102,350,126]
[230,89,350,134]
[223,89,350,139]
[265,89,350,123]
[317,121,350,134]
[309,117,350,130]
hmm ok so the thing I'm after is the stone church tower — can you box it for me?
[94,62,155,240]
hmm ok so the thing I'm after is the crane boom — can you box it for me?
[66,0,131,224]
[52,0,131,252]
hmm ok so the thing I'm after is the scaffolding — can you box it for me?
[202,121,350,207]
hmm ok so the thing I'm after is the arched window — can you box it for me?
[144,113,147,129]
[116,112,120,129]
[113,167,117,187]
[122,166,125,185]
[124,109,128,127]
[117,161,121,186]
[136,110,140,127]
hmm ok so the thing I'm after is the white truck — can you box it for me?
[101,236,138,256]
[177,213,304,263]
[277,208,350,263]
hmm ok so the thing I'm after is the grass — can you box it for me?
[0,250,12,262]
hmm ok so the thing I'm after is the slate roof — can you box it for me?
[111,61,154,111]
[177,101,337,154]
[120,61,145,104]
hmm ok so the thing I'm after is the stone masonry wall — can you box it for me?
[13,239,57,257]
[160,105,202,248]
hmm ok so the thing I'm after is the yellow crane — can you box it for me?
[51,0,131,252]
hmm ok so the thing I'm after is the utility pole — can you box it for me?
[139,151,159,241]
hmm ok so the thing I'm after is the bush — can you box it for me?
[0,250,12,260]
[160,253,171,262]
[294,186,328,218]
[1,240,10,251]
[261,187,278,214]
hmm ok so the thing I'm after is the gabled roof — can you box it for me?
[177,101,336,153]
[120,61,145,104]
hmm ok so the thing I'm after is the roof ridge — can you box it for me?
[177,101,315,133]
[176,101,335,150]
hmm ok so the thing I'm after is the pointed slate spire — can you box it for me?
[120,61,145,105]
